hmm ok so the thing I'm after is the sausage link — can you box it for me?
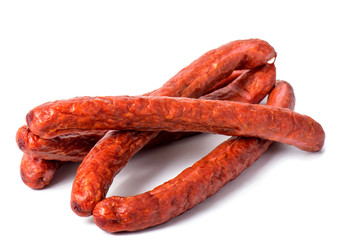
[92,80,295,232]
[71,62,276,217]
[20,154,64,189]
[267,80,296,110]
[16,126,106,162]
[203,70,247,95]
[17,70,246,161]
[27,94,324,152]
[202,63,276,103]
[148,39,276,98]
[20,39,275,191]
[16,69,246,189]
[146,64,275,148]
[28,38,276,137]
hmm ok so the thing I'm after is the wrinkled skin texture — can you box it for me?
[92,80,296,232]
[27,95,324,152]
[21,39,276,192]
[20,154,64,189]
[146,64,276,148]
[17,66,267,161]
[203,70,247,94]
[17,64,270,190]
[70,50,276,217]
[202,64,275,102]
[16,126,106,162]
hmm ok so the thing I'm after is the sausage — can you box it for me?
[92,80,295,232]
[71,61,276,217]
[28,38,276,139]
[267,80,295,109]
[146,64,276,148]
[16,70,246,161]
[16,126,106,162]
[28,38,276,136]
[202,64,276,103]
[147,39,276,98]
[16,68,251,189]
[69,39,276,217]
[203,70,247,95]
[20,154,64,189]
[26,94,324,152]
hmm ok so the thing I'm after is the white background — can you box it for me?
[1,1,360,239]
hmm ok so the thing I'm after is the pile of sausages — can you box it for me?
[16,39,325,232]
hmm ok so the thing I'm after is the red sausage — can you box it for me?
[16,68,248,189]
[146,64,276,148]
[70,61,276,217]
[20,154,64,189]
[26,94,324,152]
[16,126,106,162]
[92,80,296,232]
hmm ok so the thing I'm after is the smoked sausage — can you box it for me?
[146,64,275,148]
[16,68,253,189]
[16,126,105,162]
[70,60,276,217]
[26,94,324,152]
[17,70,246,162]
[20,154,64,189]
[92,80,296,232]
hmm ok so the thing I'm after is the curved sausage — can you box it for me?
[20,154,64,189]
[16,68,248,189]
[71,62,276,217]
[202,64,276,103]
[148,39,276,98]
[203,70,247,95]
[92,80,295,232]
[146,64,275,148]
[28,38,276,138]
[17,69,247,161]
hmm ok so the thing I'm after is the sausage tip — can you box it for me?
[26,110,34,128]
[16,127,26,151]
[71,201,92,217]
[17,137,26,151]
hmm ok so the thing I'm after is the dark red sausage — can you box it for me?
[17,69,247,162]
[146,64,276,148]
[16,126,106,162]
[27,94,324,152]
[20,154,64,189]
[92,80,296,232]
[203,70,247,94]
[16,68,248,189]
[147,39,276,98]
[70,61,276,217]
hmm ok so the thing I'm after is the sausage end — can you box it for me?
[26,110,34,128]
[71,201,92,217]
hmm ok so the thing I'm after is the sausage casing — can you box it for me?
[27,94,324,152]
[92,80,296,232]
[70,62,276,217]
